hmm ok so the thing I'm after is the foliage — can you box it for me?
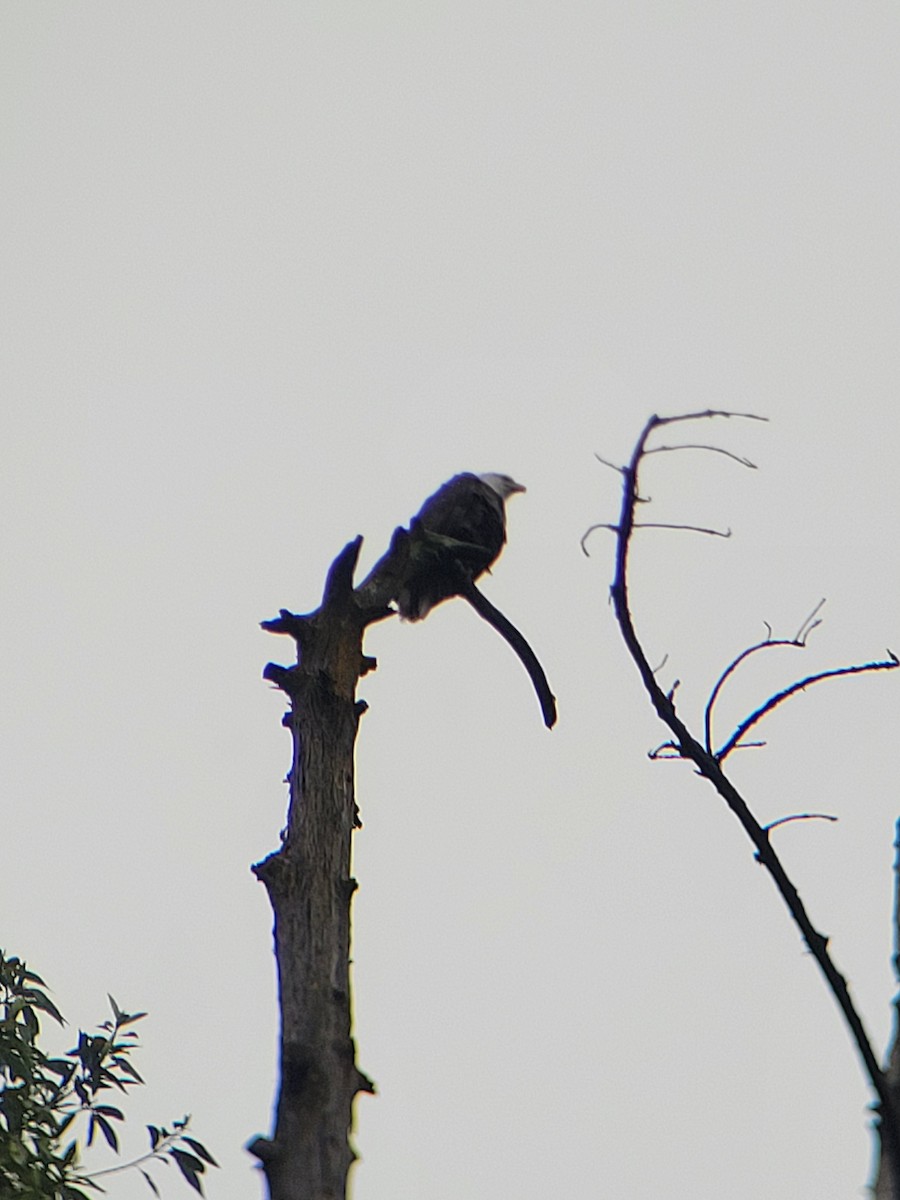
[0,950,217,1198]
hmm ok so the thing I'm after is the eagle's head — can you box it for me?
[478,472,526,501]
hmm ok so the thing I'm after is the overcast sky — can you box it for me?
[4,4,900,1198]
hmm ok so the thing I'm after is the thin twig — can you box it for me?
[644,443,759,469]
[594,453,626,475]
[704,604,826,754]
[581,520,731,555]
[632,522,732,537]
[795,599,827,643]
[765,813,839,832]
[717,654,899,761]
[646,408,768,428]
[581,523,619,554]
[584,409,765,554]
[649,741,682,759]
[84,1131,180,1181]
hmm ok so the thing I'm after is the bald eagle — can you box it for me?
[396,472,525,621]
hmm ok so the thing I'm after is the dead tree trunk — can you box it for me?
[248,537,392,1200]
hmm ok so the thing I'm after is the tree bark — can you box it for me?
[248,537,394,1200]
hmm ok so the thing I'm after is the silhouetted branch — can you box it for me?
[593,453,627,475]
[581,521,731,555]
[632,521,732,537]
[648,408,769,427]
[648,741,682,760]
[717,653,899,761]
[261,609,313,643]
[764,812,838,833]
[644,442,759,469]
[580,523,619,551]
[322,536,363,606]
[600,409,900,1185]
[704,601,826,754]
[795,600,826,643]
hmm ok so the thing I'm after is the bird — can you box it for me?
[395,472,526,621]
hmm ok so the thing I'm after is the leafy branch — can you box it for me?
[0,950,217,1198]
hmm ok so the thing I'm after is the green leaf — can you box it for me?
[93,1104,124,1121]
[94,1113,119,1151]
[169,1149,204,1195]
[45,1057,76,1080]
[140,1168,161,1197]
[112,1058,144,1084]
[22,988,64,1025]
[182,1138,219,1168]
[118,1011,148,1027]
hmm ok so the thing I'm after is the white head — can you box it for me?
[478,472,526,500]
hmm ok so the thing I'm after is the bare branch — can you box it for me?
[644,443,759,469]
[603,409,900,1179]
[795,598,826,643]
[632,521,732,538]
[594,452,626,475]
[646,408,768,428]
[581,519,731,555]
[704,606,825,755]
[651,738,768,761]
[581,523,619,554]
[717,653,899,761]
[649,741,682,759]
[765,813,839,832]
[322,536,363,608]
[583,409,764,553]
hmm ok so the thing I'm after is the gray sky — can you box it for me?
[3,3,900,1198]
